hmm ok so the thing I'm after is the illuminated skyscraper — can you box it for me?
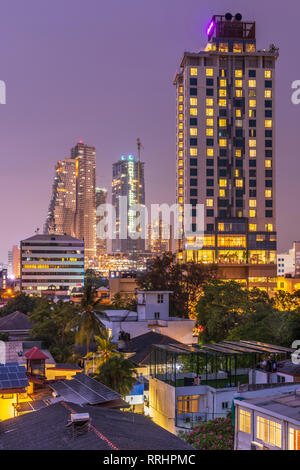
[96,187,108,256]
[112,154,145,253]
[71,141,97,266]
[174,13,278,292]
[44,159,76,236]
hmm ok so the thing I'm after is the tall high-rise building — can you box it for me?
[8,245,21,279]
[71,141,97,266]
[112,154,145,253]
[174,13,278,291]
[44,159,76,236]
[96,187,108,256]
[146,218,173,254]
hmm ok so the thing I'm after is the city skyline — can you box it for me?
[0,0,300,262]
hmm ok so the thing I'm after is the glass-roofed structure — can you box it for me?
[150,341,293,389]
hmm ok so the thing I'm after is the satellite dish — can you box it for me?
[235,13,242,21]
[225,12,232,21]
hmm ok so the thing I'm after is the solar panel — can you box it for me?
[0,362,29,391]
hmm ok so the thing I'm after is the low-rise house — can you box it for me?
[148,340,294,434]
[0,311,32,340]
[98,291,196,344]
[234,386,300,450]
[0,401,194,450]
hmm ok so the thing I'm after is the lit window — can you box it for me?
[257,416,281,448]
[178,141,183,148]
[178,104,183,111]
[235,149,242,157]
[249,200,256,207]
[220,69,225,77]
[249,99,256,108]
[190,128,197,136]
[235,89,243,97]
[207,148,214,157]
[179,86,183,93]
[190,108,197,116]
[179,113,183,121]
[265,120,272,128]
[248,79,256,88]
[249,149,256,157]
[236,109,242,118]
[249,140,256,147]
[239,409,251,434]
[249,109,255,117]
[206,199,214,207]
[219,43,228,52]
[219,119,226,127]
[235,80,243,88]
[265,90,272,98]
[236,120,243,127]
[178,132,183,139]
[206,68,213,77]
[235,70,243,78]
[233,43,243,53]
[179,197,183,204]
[178,159,183,167]
[246,43,255,52]
[249,224,257,232]
[178,150,183,157]
[190,97,198,106]
[206,108,214,116]
[206,128,214,136]
[219,189,225,197]
[178,122,183,130]
[219,179,227,187]
[265,224,273,232]
[219,99,227,107]
[265,70,272,78]
[219,139,227,147]
[206,118,214,126]
[235,169,239,177]
[190,68,198,76]
[218,223,225,231]
[206,98,213,106]
[220,79,227,87]
[289,427,300,451]
[249,209,256,218]
[178,95,183,103]
[265,190,272,198]
[236,179,243,187]
[265,160,272,168]
[190,148,197,156]
[219,89,227,97]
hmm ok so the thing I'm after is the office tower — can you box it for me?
[20,234,84,295]
[8,245,21,279]
[71,141,97,266]
[112,154,145,253]
[96,187,108,256]
[44,159,76,236]
[174,13,278,292]
[0,269,7,290]
[147,219,173,254]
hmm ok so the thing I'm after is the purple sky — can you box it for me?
[0,0,299,262]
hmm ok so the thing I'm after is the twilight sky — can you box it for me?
[0,0,299,262]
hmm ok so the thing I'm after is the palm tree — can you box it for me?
[93,355,137,395]
[110,292,126,309]
[85,331,117,373]
[75,284,105,353]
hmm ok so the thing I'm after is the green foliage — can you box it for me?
[196,281,300,347]
[0,332,9,341]
[85,332,118,371]
[28,298,78,363]
[84,270,108,289]
[181,417,234,450]
[0,293,39,317]
[93,355,136,396]
[137,253,217,318]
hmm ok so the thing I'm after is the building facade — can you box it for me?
[112,154,145,253]
[20,234,84,295]
[71,141,97,266]
[44,159,76,236]
[174,13,278,291]
[277,241,300,277]
[95,187,108,257]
